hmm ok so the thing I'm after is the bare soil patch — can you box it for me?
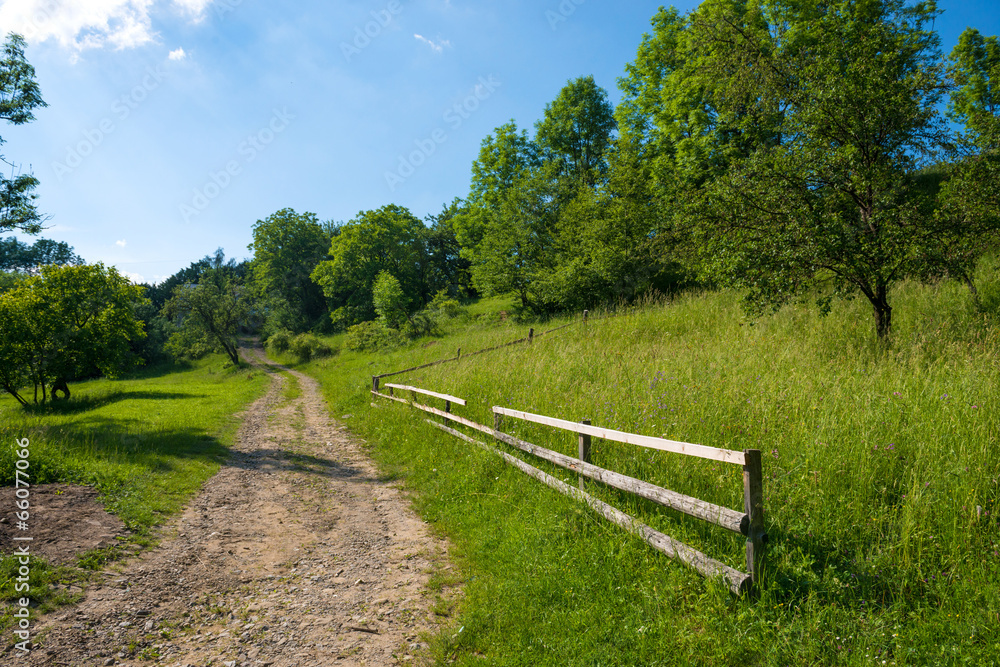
[5,344,457,666]
[0,484,128,567]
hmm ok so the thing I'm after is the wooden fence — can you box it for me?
[371,383,766,595]
[371,311,590,392]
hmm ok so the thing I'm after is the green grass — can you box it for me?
[294,280,1000,666]
[0,355,268,628]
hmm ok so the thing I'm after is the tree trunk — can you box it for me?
[2,386,27,406]
[873,281,892,340]
[224,342,241,366]
[960,269,981,309]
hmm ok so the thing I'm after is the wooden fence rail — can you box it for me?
[371,311,592,391]
[371,384,767,595]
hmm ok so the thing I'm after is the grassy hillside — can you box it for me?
[293,277,1000,666]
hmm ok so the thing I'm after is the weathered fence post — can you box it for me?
[372,376,380,393]
[457,348,461,360]
[493,411,503,433]
[388,385,394,398]
[578,419,591,490]
[528,328,534,344]
[743,449,765,590]
[583,310,589,324]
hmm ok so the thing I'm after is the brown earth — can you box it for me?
[0,485,128,566]
[4,345,458,666]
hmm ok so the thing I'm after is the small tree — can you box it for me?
[372,271,408,329]
[0,264,147,405]
[163,271,250,366]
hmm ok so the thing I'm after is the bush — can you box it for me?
[266,329,293,354]
[345,320,406,352]
[289,333,334,362]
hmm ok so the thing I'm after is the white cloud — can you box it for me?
[0,0,212,56]
[168,47,186,60]
[121,270,145,284]
[115,239,127,247]
[414,34,451,54]
[170,0,213,20]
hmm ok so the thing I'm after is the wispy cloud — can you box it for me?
[170,0,213,21]
[116,239,127,247]
[414,33,451,54]
[168,47,187,60]
[0,0,211,57]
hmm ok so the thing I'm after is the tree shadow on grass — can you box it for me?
[21,390,203,416]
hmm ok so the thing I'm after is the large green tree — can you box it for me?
[248,208,330,331]
[0,264,147,405]
[311,204,426,326]
[626,0,951,339]
[455,121,555,309]
[1,34,46,235]
[535,75,617,189]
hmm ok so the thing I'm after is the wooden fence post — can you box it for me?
[583,310,589,324]
[457,348,461,360]
[372,376,380,392]
[578,419,591,490]
[494,411,503,433]
[743,449,765,590]
[388,386,394,398]
[528,328,534,344]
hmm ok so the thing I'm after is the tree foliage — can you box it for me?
[163,268,250,367]
[535,75,617,188]
[0,34,47,235]
[0,237,83,272]
[372,271,408,329]
[930,27,1000,300]
[0,264,147,405]
[248,208,330,332]
[311,204,426,326]
[622,0,952,338]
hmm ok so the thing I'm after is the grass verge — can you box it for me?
[295,280,1000,666]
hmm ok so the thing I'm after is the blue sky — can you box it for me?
[1,0,997,284]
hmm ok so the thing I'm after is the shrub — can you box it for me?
[289,333,334,362]
[266,329,293,354]
[345,320,405,352]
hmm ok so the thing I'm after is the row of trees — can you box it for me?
[442,1,999,339]
[245,1,998,341]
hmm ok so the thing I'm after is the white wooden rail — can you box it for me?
[384,383,467,408]
[493,406,746,465]
[371,385,766,594]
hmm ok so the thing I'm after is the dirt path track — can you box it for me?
[13,345,453,666]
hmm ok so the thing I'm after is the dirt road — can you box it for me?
[11,346,455,666]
